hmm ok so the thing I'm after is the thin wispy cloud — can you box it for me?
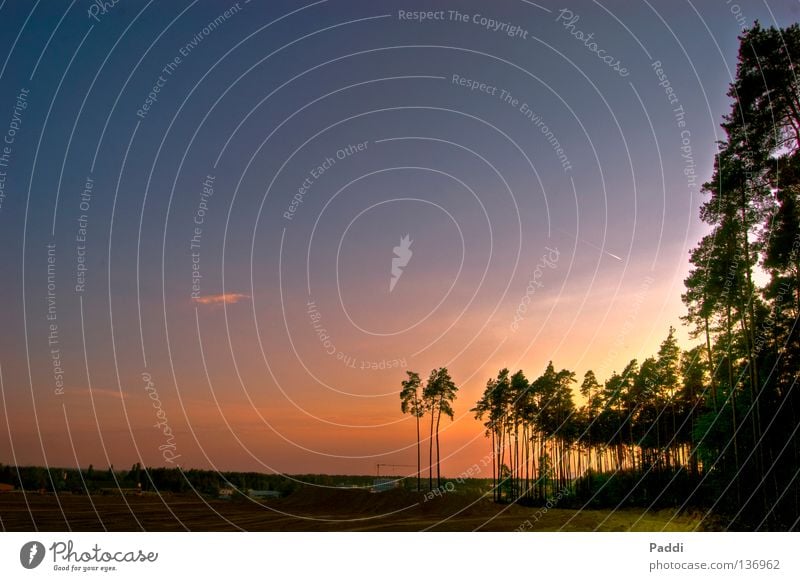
[192,293,250,306]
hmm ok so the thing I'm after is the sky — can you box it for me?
[0,0,798,477]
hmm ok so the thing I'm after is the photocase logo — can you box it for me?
[19,541,45,569]
[389,234,413,292]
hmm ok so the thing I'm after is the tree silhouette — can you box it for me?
[400,371,425,492]
[411,21,800,529]
[423,367,458,489]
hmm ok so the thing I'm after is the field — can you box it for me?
[0,489,706,532]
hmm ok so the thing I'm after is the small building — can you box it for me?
[371,478,400,493]
[0,483,14,492]
[218,487,235,499]
[247,489,280,499]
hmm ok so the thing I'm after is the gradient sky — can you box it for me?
[0,0,798,477]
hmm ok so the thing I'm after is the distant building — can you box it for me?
[371,478,400,493]
[218,487,235,499]
[247,489,280,499]
[0,483,14,492]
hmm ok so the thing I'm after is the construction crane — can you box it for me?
[376,463,416,478]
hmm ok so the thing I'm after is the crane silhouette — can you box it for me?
[376,463,416,478]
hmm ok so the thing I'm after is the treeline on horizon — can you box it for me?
[466,21,800,531]
[472,334,707,509]
[0,463,393,497]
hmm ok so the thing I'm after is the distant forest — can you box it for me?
[0,462,380,498]
[466,22,800,531]
[398,23,800,532]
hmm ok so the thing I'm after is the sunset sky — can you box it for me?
[1,0,798,477]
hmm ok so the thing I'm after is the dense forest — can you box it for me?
[470,22,800,531]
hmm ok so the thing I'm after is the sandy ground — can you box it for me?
[0,489,705,531]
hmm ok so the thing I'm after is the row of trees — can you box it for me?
[395,23,799,529]
[461,22,800,530]
[471,328,701,504]
[679,21,800,529]
[0,462,365,497]
[399,367,458,491]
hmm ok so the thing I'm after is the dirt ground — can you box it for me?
[0,488,705,532]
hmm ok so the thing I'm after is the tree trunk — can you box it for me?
[416,412,421,492]
[428,405,435,491]
[491,426,497,502]
[435,402,443,488]
[726,305,742,506]
[705,313,717,411]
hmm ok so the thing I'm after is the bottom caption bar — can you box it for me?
[0,532,796,579]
